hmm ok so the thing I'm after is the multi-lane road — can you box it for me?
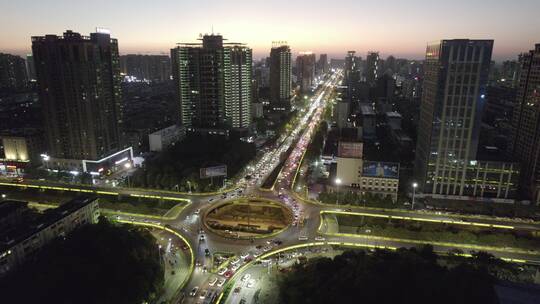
[2,71,540,304]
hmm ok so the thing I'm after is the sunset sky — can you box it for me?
[1,0,539,61]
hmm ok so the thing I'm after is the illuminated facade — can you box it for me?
[414,39,519,200]
[171,34,252,130]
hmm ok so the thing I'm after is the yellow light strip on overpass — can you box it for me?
[320,210,516,230]
[0,182,190,203]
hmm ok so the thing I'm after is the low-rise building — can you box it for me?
[336,141,399,201]
[0,197,100,276]
[358,104,376,139]
[0,128,45,175]
[148,124,186,152]
[251,102,264,119]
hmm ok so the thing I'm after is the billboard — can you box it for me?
[200,165,227,179]
[362,161,399,179]
[338,142,363,159]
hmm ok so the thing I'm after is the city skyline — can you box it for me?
[1,0,539,61]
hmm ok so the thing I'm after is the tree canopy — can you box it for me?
[278,246,499,304]
[1,218,164,304]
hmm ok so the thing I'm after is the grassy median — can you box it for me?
[322,212,540,251]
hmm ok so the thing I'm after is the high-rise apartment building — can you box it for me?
[32,29,130,173]
[510,44,540,203]
[365,51,380,85]
[269,42,292,110]
[296,52,316,93]
[171,34,252,130]
[317,53,329,75]
[0,53,28,90]
[415,39,519,200]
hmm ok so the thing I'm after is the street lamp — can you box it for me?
[158,244,162,266]
[335,178,342,205]
[412,182,418,210]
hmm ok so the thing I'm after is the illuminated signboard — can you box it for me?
[362,161,399,179]
[200,165,227,179]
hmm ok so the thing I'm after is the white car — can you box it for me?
[232,264,240,271]
[189,286,199,297]
[298,235,308,241]
[217,278,226,287]
[209,277,218,286]
[241,274,251,282]
[240,252,250,259]
[231,257,240,265]
[314,236,325,241]
[217,268,227,275]
[199,289,208,299]
[194,209,200,215]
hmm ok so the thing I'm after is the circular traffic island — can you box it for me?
[203,198,292,239]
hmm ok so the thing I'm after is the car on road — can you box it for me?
[189,287,199,297]
[194,209,200,215]
[199,235,205,242]
[208,277,218,286]
[205,248,210,256]
[234,287,241,294]
[241,274,251,282]
[199,289,208,299]
[202,266,208,273]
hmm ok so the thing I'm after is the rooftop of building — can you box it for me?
[0,127,43,138]
[0,196,97,252]
[31,30,115,43]
[385,111,402,118]
[0,201,27,219]
[149,124,185,136]
[360,104,375,115]
[476,145,515,163]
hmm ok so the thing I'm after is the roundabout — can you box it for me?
[203,198,292,239]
